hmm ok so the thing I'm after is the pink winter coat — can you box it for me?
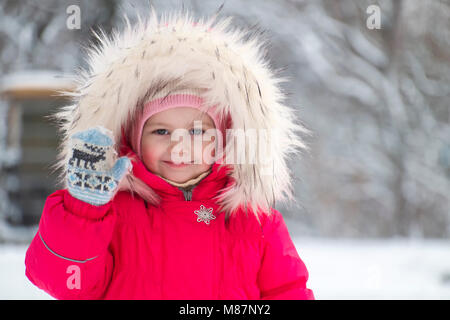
[25,143,314,300]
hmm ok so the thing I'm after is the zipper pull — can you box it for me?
[182,188,193,201]
[180,186,195,201]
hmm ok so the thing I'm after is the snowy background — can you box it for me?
[0,0,449,299]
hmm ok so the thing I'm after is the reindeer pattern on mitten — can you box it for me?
[69,143,107,171]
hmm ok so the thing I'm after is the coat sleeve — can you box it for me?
[257,209,314,300]
[25,189,116,300]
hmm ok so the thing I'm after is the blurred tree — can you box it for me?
[0,0,121,73]
[290,0,450,237]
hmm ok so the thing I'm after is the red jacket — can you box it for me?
[25,145,314,300]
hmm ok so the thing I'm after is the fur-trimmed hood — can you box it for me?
[51,7,308,217]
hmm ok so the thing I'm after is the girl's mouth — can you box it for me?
[163,161,192,168]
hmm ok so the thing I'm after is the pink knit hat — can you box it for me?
[129,87,223,159]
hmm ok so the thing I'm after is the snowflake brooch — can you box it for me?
[194,205,216,225]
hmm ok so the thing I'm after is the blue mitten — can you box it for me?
[66,126,132,206]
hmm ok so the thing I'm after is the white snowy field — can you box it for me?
[1,237,450,300]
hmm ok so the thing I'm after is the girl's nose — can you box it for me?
[169,135,192,162]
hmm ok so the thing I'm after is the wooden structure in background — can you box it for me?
[0,71,75,225]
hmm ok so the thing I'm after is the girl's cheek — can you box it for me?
[142,139,163,163]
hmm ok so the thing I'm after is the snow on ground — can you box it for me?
[0,243,52,300]
[294,237,450,299]
[1,238,450,299]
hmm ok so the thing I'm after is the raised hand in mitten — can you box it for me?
[66,126,131,206]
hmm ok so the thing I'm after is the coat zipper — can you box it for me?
[180,185,196,201]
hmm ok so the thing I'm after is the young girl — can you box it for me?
[25,9,314,300]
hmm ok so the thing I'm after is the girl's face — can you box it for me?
[140,107,217,183]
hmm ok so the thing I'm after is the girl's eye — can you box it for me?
[153,129,169,135]
[189,128,205,135]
